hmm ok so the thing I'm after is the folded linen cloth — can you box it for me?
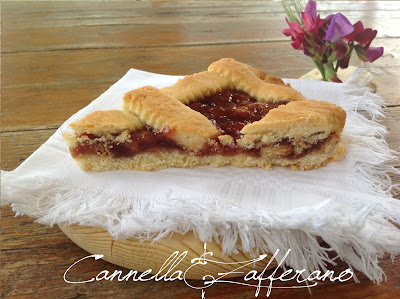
[2,68,399,283]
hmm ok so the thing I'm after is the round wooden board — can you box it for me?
[59,224,276,280]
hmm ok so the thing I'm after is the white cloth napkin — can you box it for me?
[2,68,399,282]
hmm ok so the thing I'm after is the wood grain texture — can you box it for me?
[58,224,277,280]
[1,1,400,298]
[3,13,399,52]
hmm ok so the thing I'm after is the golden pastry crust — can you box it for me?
[263,75,288,86]
[208,58,307,103]
[68,110,144,135]
[62,132,78,148]
[122,86,221,151]
[161,71,233,104]
[160,60,299,104]
[241,99,346,144]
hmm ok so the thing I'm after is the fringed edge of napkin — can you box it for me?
[2,70,400,283]
[337,70,400,198]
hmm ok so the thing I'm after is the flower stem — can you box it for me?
[323,63,342,82]
[313,60,326,80]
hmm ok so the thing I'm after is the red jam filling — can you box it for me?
[72,127,183,158]
[188,89,286,139]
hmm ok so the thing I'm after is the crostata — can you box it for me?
[63,58,346,171]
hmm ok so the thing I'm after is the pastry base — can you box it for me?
[72,135,344,171]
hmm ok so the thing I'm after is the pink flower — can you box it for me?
[344,21,376,45]
[300,1,324,34]
[355,44,384,63]
[282,17,305,49]
[282,1,325,51]
[303,13,324,34]
[344,21,384,62]
[301,0,317,21]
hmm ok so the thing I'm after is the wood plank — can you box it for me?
[382,107,400,153]
[1,129,56,171]
[3,1,400,18]
[3,10,398,52]
[154,0,400,11]
[368,66,400,107]
[4,5,399,30]
[1,82,113,131]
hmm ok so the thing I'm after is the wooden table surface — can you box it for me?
[1,1,399,298]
